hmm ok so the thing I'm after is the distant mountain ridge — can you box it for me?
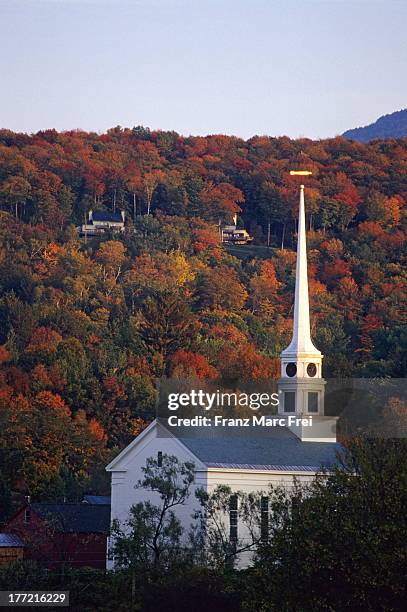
[343,108,407,143]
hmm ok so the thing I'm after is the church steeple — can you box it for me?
[278,182,325,422]
[276,179,338,442]
[282,185,321,357]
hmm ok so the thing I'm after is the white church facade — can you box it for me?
[106,182,341,568]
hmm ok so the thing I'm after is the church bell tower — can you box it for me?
[278,183,333,440]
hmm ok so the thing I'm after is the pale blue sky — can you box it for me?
[1,0,406,139]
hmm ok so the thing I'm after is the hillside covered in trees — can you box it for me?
[343,108,407,143]
[0,127,406,509]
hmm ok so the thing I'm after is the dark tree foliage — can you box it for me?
[249,439,407,612]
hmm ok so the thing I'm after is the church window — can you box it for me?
[24,507,31,524]
[229,495,238,541]
[157,451,163,467]
[286,362,297,377]
[261,496,269,541]
[308,392,319,413]
[284,391,296,413]
[307,363,317,377]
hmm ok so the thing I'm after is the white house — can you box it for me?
[78,210,125,236]
[221,213,253,244]
[106,183,341,567]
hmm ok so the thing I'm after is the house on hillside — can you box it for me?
[78,210,125,237]
[106,184,340,568]
[221,225,253,244]
[221,213,253,244]
[6,502,110,570]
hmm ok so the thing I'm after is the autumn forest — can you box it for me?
[0,126,405,511]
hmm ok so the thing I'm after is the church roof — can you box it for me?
[174,425,341,472]
[106,420,341,474]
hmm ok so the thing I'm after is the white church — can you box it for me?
[106,183,341,566]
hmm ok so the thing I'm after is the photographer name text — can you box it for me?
[167,415,313,428]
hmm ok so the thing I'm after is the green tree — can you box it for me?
[111,454,195,603]
[0,175,31,219]
[139,292,198,369]
[250,439,407,612]
[193,485,261,569]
